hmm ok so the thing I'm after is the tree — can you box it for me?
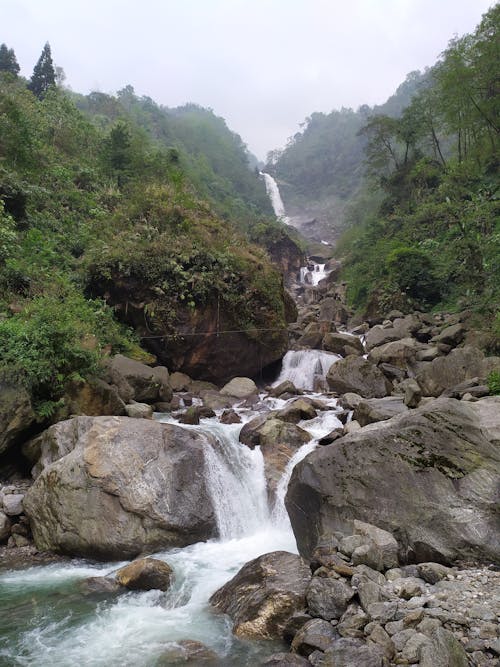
[105,121,133,186]
[0,43,20,76]
[29,42,56,99]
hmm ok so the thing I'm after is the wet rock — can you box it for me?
[219,409,241,424]
[338,393,363,409]
[262,653,311,666]
[210,551,311,639]
[276,399,317,423]
[23,417,217,559]
[317,428,343,446]
[156,640,218,664]
[220,377,257,399]
[80,576,124,595]
[286,398,500,564]
[326,356,391,399]
[269,380,302,398]
[306,576,355,620]
[115,557,173,591]
[169,372,192,392]
[291,618,337,656]
[353,397,408,427]
[282,612,314,643]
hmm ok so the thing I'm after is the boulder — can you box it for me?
[365,315,421,351]
[419,627,469,667]
[156,640,218,665]
[306,577,355,620]
[309,638,386,666]
[416,346,500,397]
[80,576,124,595]
[23,417,217,559]
[198,390,237,411]
[63,378,126,417]
[286,398,500,564]
[368,337,424,369]
[2,493,24,516]
[262,653,311,666]
[276,399,317,424]
[323,332,364,356]
[220,377,257,398]
[431,323,466,347]
[125,402,153,419]
[0,511,11,542]
[210,551,311,639]
[169,372,191,392]
[0,376,37,455]
[352,521,399,570]
[326,356,391,398]
[353,397,408,426]
[219,409,241,424]
[105,355,172,403]
[115,557,173,591]
[269,380,301,398]
[291,618,337,656]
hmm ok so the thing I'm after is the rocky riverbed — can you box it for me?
[0,259,499,666]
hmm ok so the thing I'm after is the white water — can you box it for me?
[274,349,341,390]
[260,172,290,224]
[300,263,329,286]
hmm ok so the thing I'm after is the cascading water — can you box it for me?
[300,263,329,286]
[274,349,340,391]
[260,172,290,224]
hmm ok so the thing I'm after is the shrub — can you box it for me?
[386,246,441,305]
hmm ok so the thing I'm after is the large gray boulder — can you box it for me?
[286,398,500,564]
[105,355,172,403]
[416,346,500,397]
[365,315,421,351]
[23,417,216,559]
[210,551,311,639]
[367,337,425,370]
[353,397,408,426]
[322,332,364,356]
[326,356,391,398]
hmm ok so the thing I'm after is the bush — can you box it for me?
[0,288,134,413]
[488,371,500,395]
[386,246,441,306]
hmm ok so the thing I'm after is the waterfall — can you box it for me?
[260,172,290,223]
[274,349,340,390]
[300,263,329,286]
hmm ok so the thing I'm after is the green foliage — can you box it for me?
[487,371,500,395]
[29,42,56,100]
[0,201,17,261]
[0,43,20,76]
[0,288,134,411]
[386,247,441,305]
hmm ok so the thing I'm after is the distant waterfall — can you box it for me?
[260,172,290,223]
[274,349,340,391]
[300,263,329,286]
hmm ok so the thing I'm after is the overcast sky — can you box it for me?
[4,0,494,159]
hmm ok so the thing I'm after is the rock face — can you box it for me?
[23,417,217,559]
[210,551,311,639]
[286,398,500,564]
[0,376,37,455]
[353,397,408,426]
[326,356,391,398]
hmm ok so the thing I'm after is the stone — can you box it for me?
[338,393,363,410]
[368,337,425,369]
[115,557,173,591]
[392,577,426,600]
[220,377,257,398]
[0,375,37,456]
[366,601,399,624]
[317,428,344,446]
[326,356,391,398]
[277,398,317,423]
[337,604,369,638]
[291,618,337,656]
[416,346,499,397]
[417,562,454,585]
[23,417,217,559]
[262,654,311,666]
[431,323,466,347]
[416,346,441,362]
[270,380,301,398]
[368,624,395,659]
[339,535,365,557]
[356,578,386,612]
[64,378,126,417]
[353,521,399,570]
[282,612,314,643]
[311,637,386,667]
[106,355,170,403]
[169,372,191,392]
[2,493,24,516]
[402,632,432,662]
[210,551,311,640]
[156,640,218,664]
[11,534,30,547]
[419,627,469,667]
[80,576,124,595]
[0,511,11,542]
[219,409,241,424]
[353,397,408,427]
[323,332,364,356]
[365,316,421,351]
[286,398,500,564]
[125,402,153,419]
[403,379,422,408]
[306,576,355,620]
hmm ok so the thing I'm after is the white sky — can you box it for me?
[3,0,494,159]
